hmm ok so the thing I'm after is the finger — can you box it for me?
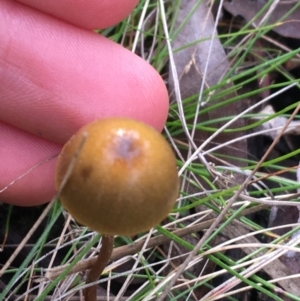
[0,122,61,206]
[1,1,169,206]
[16,0,139,29]
[1,1,169,145]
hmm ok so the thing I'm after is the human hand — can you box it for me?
[0,0,169,206]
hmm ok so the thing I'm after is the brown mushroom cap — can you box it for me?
[55,118,179,235]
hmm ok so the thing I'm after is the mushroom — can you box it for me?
[55,117,179,301]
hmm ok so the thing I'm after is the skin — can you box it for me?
[0,0,169,206]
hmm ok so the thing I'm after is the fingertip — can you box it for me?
[16,0,139,29]
[0,122,61,206]
[1,1,169,144]
[137,64,169,132]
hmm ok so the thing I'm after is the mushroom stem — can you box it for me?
[85,235,114,301]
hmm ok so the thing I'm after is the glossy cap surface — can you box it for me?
[55,118,179,235]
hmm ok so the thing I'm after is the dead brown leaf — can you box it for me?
[223,0,300,39]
